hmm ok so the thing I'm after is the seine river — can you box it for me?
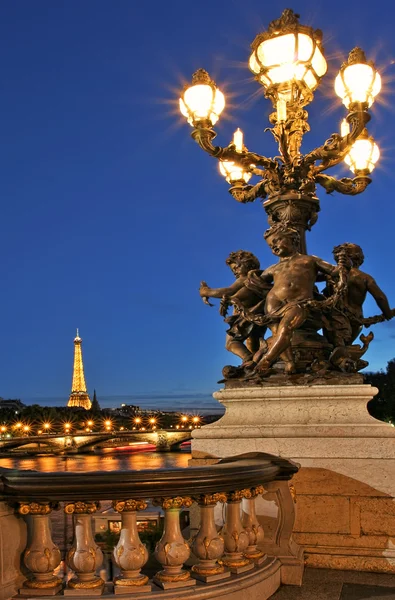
[0,449,192,562]
[0,449,192,472]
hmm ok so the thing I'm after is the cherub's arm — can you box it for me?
[314,257,337,277]
[366,275,393,319]
[199,278,245,299]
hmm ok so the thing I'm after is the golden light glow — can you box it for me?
[181,416,188,422]
[15,422,22,429]
[67,329,91,410]
[0,426,7,433]
[335,63,381,108]
[344,135,380,174]
[233,128,243,152]
[149,417,156,424]
[277,99,287,122]
[134,417,141,424]
[192,416,200,423]
[38,430,42,434]
[23,425,30,433]
[105,420,112,426]
[180,70,225,126]
[87,420,94,427]
[219,160,252,185]
[250,32,326,92]
[43,423,50,430]
[341,119,350,138]
[64,423,71,430]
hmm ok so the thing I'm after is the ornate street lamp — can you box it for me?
[179,9,381,253]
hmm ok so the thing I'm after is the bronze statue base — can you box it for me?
[224,371,364,389]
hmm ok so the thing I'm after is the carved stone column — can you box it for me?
[152,496,196,590]
[220,491,254,574]
[241,486,266,565]
[112,499,150,594]
[190,493,230,582]
[18,502,62,596]
[64,501,104,595]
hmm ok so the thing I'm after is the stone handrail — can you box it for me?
[0,452,302,599]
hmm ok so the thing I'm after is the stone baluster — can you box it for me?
[18,501,62,596]
[241,485,266,565]
[152,496,196,590]
[112,499,150,594]
[190,493,230,582]
[64,501,104,594]
[220,490,254,574]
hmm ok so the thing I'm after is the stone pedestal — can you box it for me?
[192,383,395,573]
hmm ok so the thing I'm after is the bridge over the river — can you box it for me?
[0,429,192,455]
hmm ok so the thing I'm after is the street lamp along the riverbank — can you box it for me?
[179,9,380,254]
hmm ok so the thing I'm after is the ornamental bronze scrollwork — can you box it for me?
[64,501,100,514]
[18,502,59,515]
[113,499,148,512]
[152,496,193,509]
[193,492,228,505]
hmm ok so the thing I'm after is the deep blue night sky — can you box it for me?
[1,0,395,408]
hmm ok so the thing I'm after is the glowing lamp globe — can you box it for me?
[344,132,380,174]
[335,48,381,108]
[219,160,252,185]
[180,69,225,126]
[249,9,327,97]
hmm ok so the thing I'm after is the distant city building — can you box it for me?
[67,329,91,410]
[0,398,25,412]
[115,403,141,417]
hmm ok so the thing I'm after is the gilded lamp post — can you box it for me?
[179,9,380,254]
[179,9,393,382]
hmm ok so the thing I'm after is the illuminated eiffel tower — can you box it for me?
[67,329,92,410]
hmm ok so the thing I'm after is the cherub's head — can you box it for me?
[333,243,364,268]
[264,223,300,257]
[226,250,260,277]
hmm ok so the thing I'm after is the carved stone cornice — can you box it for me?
[152,496,193,509]
[64,501,100,514]
[113,499,148,512]
[18,501,59,515]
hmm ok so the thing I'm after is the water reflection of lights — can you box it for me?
[0,451,191,473]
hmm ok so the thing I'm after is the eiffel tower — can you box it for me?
[67,329,91,410]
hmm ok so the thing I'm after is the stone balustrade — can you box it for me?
[0,453,303,599]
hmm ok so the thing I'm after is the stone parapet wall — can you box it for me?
[0,501,26,600]
[192,383,395,573]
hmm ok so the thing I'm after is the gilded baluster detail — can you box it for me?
[220,490,254,574]
[112,499,151,593]
[18,502,62,595]
[242,485,266,565]
[190,493,230,582]
[152,496,196,589]
[64,501,104,592]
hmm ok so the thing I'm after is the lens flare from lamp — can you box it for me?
[180,69,225,126]
[344,137,380,174]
